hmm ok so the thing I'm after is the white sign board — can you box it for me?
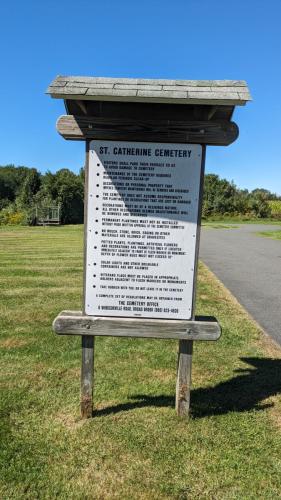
[85,140,202,320]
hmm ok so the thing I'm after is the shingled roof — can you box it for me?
[47,76,251,106]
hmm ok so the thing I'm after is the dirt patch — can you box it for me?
[151,368,173,382]
[271,406,281,430]
[70,446,154,500]
[55,411,85,430]
[0,337,29,349]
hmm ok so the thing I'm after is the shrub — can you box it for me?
[0,207,26,225]
[268,200,281,219]
[7,212,25,225]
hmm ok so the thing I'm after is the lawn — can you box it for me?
[257,230,281,240]
[203,217,281,225]
[202,223,238,229]
[0,225,281,499]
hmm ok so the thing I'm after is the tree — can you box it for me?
[202,174,273,218]
[0,165,32,209]
[248,191,271,218]
[40,169,84,224]
[203,174,238,217]
[18,168,41,207]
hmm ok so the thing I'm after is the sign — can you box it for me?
[85,140,202,320]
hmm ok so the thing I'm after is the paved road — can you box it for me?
[200,224,281,346]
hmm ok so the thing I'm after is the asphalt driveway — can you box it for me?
[200,224,281,346]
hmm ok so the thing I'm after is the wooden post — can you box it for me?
[175,146,206,417]
[176,339,193,415]
[80,141,95,418]
[81,335,94,418]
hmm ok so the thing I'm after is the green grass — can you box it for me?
[203,217,281,225]
[0,225,281,499]
[202,223,238,229]
[257,230,281,240]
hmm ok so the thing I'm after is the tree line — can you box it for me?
[0,165,84,225]
[202,173,281,219]
[0,164,280,225]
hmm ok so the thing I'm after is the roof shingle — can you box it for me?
[47,76,251,106]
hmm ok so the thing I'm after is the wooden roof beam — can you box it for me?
[56,115,239,146]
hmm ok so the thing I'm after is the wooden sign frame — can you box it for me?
[53,140,221,418]
[49,76,251,419]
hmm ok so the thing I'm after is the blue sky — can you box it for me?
[0,0,280,194]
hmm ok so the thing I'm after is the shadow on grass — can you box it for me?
[93,357,281,418]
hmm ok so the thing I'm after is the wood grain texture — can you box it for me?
[56,115,239,146]
[65,100,235,123]
[52,76,248,86]
[81,335,94,418]
[53,311,221,341]
[47,76,252,105]
[175,146,206,418]
[80,142,94,419]
[176,340,193,416]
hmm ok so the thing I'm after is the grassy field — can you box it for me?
[257,230,281,240]
[0,225,281,499]
[203,217,281,225]
[202,223,238,229]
